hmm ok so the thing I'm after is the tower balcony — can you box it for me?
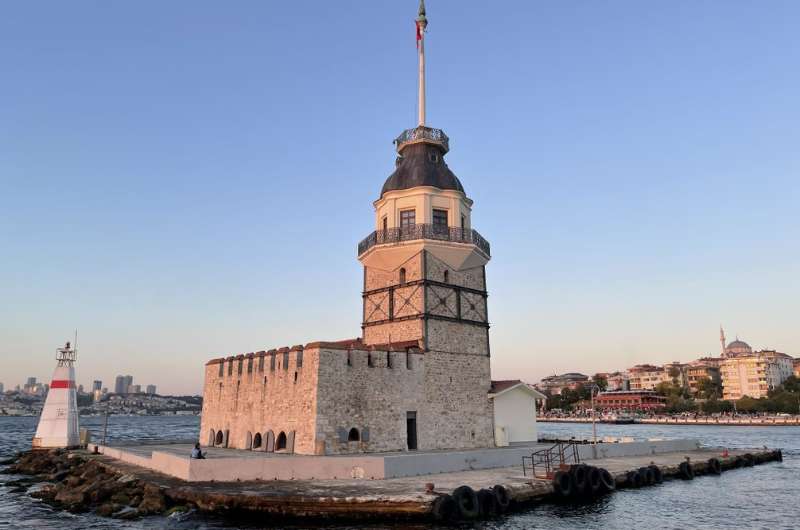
[394,126,449,154]
[357,224,490,258]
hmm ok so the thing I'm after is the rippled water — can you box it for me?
[1,416,798,529]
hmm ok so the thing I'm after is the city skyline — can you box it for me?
[2,1,799,395]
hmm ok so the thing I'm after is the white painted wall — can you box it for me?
[492,387,538,443]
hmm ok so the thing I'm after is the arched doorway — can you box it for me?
[215,430,224,446]
[348,428,360,442]
[276,431,287,451]
[253,432,262,449]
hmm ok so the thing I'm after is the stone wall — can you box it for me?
[315,347,493,454]
[200,348,320,455]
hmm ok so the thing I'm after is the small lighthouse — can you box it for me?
[32,339,80,449]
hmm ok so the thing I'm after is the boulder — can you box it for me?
[138,491,167,514]
[112,506,139,520]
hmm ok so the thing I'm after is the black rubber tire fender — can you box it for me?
[776,450,783,462]
[569,464,588,496]
[638,466,655,486]
[587,466,603,496]
[553,470,574,498]
[626,470,643,488]
[648,464,663,484]
[476,488,497,518]
[733,455,744,468]
[598,468,615,493]
[452,485,480,520]
[679,461,695,480]
[742,453,755,467]
[431,494,457,522]
[492,484,511,512]
[707,457,722,475]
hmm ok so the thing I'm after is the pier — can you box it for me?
[539,416,800,426]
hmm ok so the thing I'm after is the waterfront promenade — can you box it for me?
[539,415,800,426]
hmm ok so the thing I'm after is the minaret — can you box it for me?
[33,339,80,449]
[720,326,726,357]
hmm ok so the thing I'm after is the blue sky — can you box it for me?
[1,1,798,394]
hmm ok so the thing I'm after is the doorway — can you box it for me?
[406,411,417,450]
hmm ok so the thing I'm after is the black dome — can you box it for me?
[381,143,464,197]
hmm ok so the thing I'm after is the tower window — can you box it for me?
[443,270,449,283]
[433,209,448,230]
[382,216,388,233]
[258,354,265,372]
[283,351,289,369]
[400,209,416,229]
[348,428,360,442]
[428,152,439,164]
[368,352,374,367]
[399,268,406,285]
[461,214,466,230]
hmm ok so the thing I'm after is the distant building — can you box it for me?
[605,372,629,391]
[537,373,589,395]
[146,385,157,395]
[123,376,133,394]
[0,382,4,394]
[720,342,794,400]
[627,364,663,391]
[129,384,141,394]
[114,375,125,395]
[661,362,689,388]
[489,380,546,445]
[594,390,666,411]
[685,361,721,396]
[77,384,84,394]
[793,359,800,378]
[92,380,102,392]
[93,389,103,402]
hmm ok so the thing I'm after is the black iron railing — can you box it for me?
[522,441,581,479]
[394,126,450,153]
[357,224,490,257]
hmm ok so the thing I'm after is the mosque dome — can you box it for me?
[725,339,752,356]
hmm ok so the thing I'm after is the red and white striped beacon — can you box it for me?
[32,337,80,448]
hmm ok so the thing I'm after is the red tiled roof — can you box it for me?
[490,380,522,394]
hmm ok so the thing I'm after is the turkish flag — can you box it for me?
[416,21,422,48]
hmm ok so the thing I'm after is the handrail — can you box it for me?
[522,441,581,479]
[357,224,491,257]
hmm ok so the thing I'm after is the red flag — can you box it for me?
[416,21,422,48]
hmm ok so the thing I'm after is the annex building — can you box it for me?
[200,2,500,456]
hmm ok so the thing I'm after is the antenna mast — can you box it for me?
[416,0,428,127]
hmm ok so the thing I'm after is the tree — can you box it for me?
[592,374,608,391]
[695,377,721,400]
[668,366,681,385]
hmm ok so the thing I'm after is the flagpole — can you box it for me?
[417,1,427,127]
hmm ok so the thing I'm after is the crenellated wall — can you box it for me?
[200,338,493,456]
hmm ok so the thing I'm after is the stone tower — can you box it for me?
[355,0,494,449]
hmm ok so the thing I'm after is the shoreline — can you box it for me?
[539,417,800,426]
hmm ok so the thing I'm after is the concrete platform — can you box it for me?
[84,445,782,522]
[88,438,701,482]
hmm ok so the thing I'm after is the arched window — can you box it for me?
[348,428,360,442]
[399,268,406,284]
[276,431,287,451]
[443,270,449,283]
[253,433,262,449]
[215,430,224,446]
